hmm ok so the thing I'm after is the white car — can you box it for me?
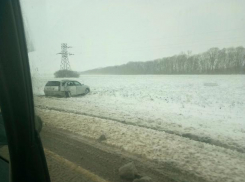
[44,80,90,97]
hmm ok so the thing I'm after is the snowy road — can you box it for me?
[41,125,180,182]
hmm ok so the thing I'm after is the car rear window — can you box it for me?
[45,81,60,86]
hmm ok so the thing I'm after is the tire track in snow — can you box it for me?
[36,105,245,153]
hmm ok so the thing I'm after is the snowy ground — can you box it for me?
[37,108,245,182]
[32,74,245,182]
[33,75,245,153]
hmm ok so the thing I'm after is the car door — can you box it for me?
[67,81,76,96]
[74,81,85,94]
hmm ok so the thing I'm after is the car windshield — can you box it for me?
[19,1,245,182]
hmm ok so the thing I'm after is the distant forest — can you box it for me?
[81,46,245,75]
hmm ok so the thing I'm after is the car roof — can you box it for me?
[61,79,78,82]
[47,80,80,83]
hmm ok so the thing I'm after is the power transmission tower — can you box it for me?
[57,43,74,70]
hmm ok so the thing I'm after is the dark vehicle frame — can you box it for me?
[0,0,50,181]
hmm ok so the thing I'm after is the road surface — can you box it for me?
[41,125,206,182]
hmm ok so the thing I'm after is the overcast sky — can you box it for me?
[20,0,245,74]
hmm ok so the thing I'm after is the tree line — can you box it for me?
[54,70,80,78]
[81,46,245,75]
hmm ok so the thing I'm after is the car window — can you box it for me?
[19,1,245,182]
[67,82,75,86]
[74,81,81,86]
[45,81,60,86]
[67,82,71,86]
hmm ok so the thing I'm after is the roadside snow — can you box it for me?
[33,75,245,153]
[37,108,245,182]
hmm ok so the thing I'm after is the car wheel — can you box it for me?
[65,91,71,98]
[85,88,90,94]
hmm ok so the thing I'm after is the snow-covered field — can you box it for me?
[33,74,245,182]
[33,75,245,152]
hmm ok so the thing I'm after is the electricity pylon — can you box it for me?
[57,43,74,70]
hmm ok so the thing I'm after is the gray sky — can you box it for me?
[20,0,245,74]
